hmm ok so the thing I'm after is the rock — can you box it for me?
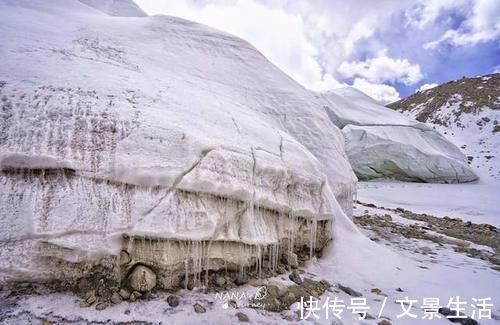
[124,309,131,315]
[215,275,226,287]
[396,287,404,292]
[378,320,391,325]
[276,265,287,274]
[129,291,142,302]
[489,254,500,265]
[95,302,110,311]
[236,312,249,322]
[84,290,95,301]
[228,300,237,309]
[282,292,296,306]
[182,277,196,290]
[287,252,299,268]
[267,285,280,298]
[110,292,122,304]
[120,250,131,265]
[119,289,131,300]
[438,307,478,325]
[193,303,206,313]
[84,290,97,305]
[338,284,362,297]
[79,300,90,308]
[289,270,302,285]
[371,288,382,295]
[96,283,113,300]
[166,295,179,307]
[128,265,157,293]
[235,275,248,286]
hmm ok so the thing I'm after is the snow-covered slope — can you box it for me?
[79,0,147,17]
[320,87,478,183]
[388,73,500,181]
[0,0,357,286]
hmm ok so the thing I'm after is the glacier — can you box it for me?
[0,0,357,290]
[320,87,478,183]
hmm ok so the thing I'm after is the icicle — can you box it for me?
[162,240,168,264]
[127,235,134,254]
[309,219,318,258]
[183,240,189,290]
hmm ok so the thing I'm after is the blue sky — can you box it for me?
[136,0,499,103]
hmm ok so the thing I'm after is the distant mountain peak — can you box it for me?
[388,73,499,128]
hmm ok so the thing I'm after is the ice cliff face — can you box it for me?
[388,74,500,181]
[320,88,478,183]
[0,0,356,288]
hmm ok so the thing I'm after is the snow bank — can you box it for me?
[0,0,356,286]
[78,0,147,17]
[320,88,478,183]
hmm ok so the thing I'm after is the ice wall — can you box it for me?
[0,0,356,286]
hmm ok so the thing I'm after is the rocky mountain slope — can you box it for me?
[0,0,357,289]
[319,88,478,183]
[388,74,500,180]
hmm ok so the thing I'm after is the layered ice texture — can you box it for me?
[0,0,356,286]
[320,88,478,183]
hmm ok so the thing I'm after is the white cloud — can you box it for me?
[337,49,423,85]
[133,0,496,99]
[135,0,424,93]
[422,0,500,48]
[351,78,401,104]
[405,0,469,30]
[417,83,438,92]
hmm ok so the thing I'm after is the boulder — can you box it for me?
[166,295,179,307]
[193,303,206,314]
[128,265,157,293]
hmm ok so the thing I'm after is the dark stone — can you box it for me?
[438,307,478,325]
[167,295,179,307]
[110,292,122,304]
[194,303,206,313]
[215,275,226,287]
[236,312,249,322]
[95,302,110,311]
[129,291,142,302]
[338,284,362,297]
[289,270,302,285]
[119,289,131,300]
[228,300,237,309]
[235,275,248,286]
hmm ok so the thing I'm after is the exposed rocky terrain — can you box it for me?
[388,74,499,128]
[354,201,500,272]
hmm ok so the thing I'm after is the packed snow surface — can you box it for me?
[320,88,478,183]
[358,180,500,226]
